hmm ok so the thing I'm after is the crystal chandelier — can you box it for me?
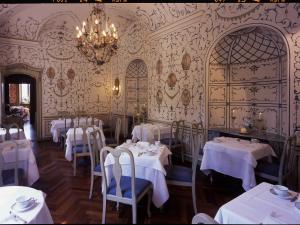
[76,5,118,66]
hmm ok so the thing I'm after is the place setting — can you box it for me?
[270,185,299,201]
[1,195,39,224]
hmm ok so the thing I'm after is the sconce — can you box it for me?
[113,78,120,96]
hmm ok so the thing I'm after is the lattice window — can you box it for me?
[126,59,148,78]
[209,26,286,65]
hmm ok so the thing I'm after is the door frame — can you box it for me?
[0,63,43,140]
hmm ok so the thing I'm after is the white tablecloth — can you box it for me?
[131,123,171,144]
[215,182,300,224]
[0,128,26,142]
[0,140,40,186]
[65,127,105,161]
[50,118,102,143]
[104,142,172,208]
[0,186,53,224]
[200,137,276,191]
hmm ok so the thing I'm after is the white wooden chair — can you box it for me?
[161,120,185,162]
[0,142,24,186]
[72,125,90,176]
[166,122,203,214]
[87,128,105,199]
[100,146,152,224]
[106,117,122,148]
[192,213,218,224]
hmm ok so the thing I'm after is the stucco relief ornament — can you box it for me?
[181,52,191,79]
[156,89,163,112]
[67,68,75,85]
[47,67,55,85]
[57,79,66,91]
[181,86,191,116]
[167,73,177,89]
[52,78,69,98]
[156,59,163,80]
[165,72,179,99]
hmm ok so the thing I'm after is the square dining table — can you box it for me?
[215,182,300,224]
[0,139,40,186]
[104,141,172,208]
[131,123,171,144]
[200,136,276,191]
[0,128,26,142]
[50,118,102,143]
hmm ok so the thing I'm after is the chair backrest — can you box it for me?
[87,128,105,171]
[279,135,297,183]
[191,122,204,174]
[154,124,161,142]
[114,117,122,145]
[72,126,89,153]
[0,141,20,186]
[171,120,185,144]
[4,123,21,141]
[192,213,218,224]
[100,146,137,200]
[91,116,103,129]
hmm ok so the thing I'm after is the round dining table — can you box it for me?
[0,186,53,224]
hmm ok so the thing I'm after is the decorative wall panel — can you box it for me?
[208,26,288,135]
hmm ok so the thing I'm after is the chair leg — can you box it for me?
[181,147,185,163]
[192,184,197,214]
[89,174,94,199]
[116,202,120,211]
[73,156,77,176]
[102,196,107,224]
[132,204,137,224]
[147,190,152,218]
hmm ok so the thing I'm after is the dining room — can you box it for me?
[0,2,300,224]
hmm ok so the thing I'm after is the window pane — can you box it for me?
[20,84,30,104]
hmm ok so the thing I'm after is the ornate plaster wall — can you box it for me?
[112,3,300,138]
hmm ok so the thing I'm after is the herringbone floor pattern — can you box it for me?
[31,141,244,224]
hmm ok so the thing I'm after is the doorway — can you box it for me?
[4,74,37,140]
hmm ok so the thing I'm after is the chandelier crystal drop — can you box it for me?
[76,5,118,66]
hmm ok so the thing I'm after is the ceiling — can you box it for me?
[0,3,203,41]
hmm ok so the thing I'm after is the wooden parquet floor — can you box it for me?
[31,141,245,224]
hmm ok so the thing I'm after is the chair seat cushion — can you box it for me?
[256,161,280,177]
[166,165,193,183]
[160,138,181,146]
[107,176,151,199]
[106,138,116,145]
[73,145,89,153]
[2,169,24,185]
[94,164,102,173]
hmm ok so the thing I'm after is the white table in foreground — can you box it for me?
[0,140,40,186]
[0,186,53,224]
[50,118,102,143]
[200,137,276,191]
[104,142,172,208]
[131,123,171,144]
[0,128,26,142]
[65,126,105,161]
[215,182,300,224]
